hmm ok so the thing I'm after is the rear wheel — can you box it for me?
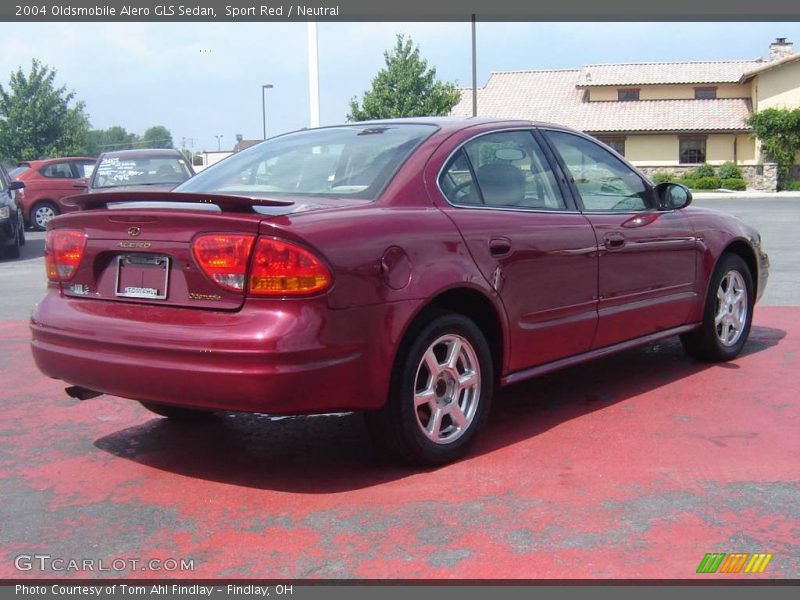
[680,253,754,362]
[139,401,217,420]
[31,201,58,231]
[365,313,494,465]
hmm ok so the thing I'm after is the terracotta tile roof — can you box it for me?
[450,70,753,133]
[740,52,800,80]
[577,60,765,87]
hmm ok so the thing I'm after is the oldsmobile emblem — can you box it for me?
[127,226,141,237]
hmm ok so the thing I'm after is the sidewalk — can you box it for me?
[691,190,800,199]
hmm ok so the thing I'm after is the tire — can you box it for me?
[365,313,494,465]
[18,218,25,246]
[138,401,217,420]
[3,221,21,259]
[680,253,754,362]
[31,201,59,231]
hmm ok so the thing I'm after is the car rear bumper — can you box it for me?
[30,291,416,414]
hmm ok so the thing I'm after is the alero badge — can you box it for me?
[127,227,141,237]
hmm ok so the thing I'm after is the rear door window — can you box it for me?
[440,131,565,210]
[40,162,75,179]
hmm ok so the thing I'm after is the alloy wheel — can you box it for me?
[413,334,481,445]
[715,270,748,347]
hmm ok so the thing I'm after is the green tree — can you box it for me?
[142,125,173,149]
[347,34,461,121]
[0,60,91,161]
[746,108,800,186]
[86,126,139,154]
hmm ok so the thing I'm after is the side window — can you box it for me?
[439,149,480,205]
[0,169,7,192]
[40,162,74,179]
[73,161,96,179]
[462,131,565,209]
[545,130,649,212]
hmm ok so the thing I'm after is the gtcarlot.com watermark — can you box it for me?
[14,554,195,573]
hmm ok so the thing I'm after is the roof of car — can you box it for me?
[99,148,184,159]
[16,156,95,167]
[309,117,576,136]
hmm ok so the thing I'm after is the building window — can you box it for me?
[679,137,707,164]
[596,136,626,156]
[617,88,640,101]
[694,87,717,99]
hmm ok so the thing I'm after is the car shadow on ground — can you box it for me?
[94,325,786,493]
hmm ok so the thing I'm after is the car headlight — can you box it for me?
[0,206,10,219]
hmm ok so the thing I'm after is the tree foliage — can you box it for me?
[142,125,173,149]
[85,125,174,155]
[86,126,139,154]
[347,35,461,121]
[0,60,91,161]
[747,108,800,185]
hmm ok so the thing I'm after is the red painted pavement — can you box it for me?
[1,308,798,579]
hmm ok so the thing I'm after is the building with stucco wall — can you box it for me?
[451,38,800,190]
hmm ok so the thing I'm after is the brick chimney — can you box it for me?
[769,37,794,61]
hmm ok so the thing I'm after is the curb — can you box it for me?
[692,191,800,200]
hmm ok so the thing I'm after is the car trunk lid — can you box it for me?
[52,191,341,311]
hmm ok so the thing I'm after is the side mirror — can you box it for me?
[8,180,25,191]
[654,182,692,210]
[72,180,88,189]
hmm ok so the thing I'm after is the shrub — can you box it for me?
[691,176,722,190]
[686,164,716,179]
[651,171,672,184]
[720,178,747,191]
[718,161,743,180]
[783,180,800,191]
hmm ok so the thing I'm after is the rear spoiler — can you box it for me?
[62,191,294,213]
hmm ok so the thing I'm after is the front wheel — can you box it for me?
[680,253,754,362]
[365,313,494,465]
[3,220,21,259]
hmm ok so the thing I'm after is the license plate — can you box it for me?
[114,254,170,300]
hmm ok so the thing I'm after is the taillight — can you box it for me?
[249,238,331,296]
[45,229,87,282]
[192,234,255,292]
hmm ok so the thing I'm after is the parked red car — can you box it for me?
[30,119,768,464]
[10,157,96,230]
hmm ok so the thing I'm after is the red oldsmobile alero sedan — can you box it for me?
[30,118,769,464]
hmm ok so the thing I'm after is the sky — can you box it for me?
[1,21,799,153]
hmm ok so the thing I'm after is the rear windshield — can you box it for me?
[9,165,30,178]
[92,156,192,189]
[176,124,437,200]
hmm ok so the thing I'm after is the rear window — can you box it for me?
[93,156,192,189]
[176,124,437,200]
[9,165,29,178]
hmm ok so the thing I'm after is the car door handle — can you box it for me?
[489,238,512,257]
[603,233,626,250]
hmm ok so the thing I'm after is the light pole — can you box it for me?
[214,135,224,151]
[262,84,274,139]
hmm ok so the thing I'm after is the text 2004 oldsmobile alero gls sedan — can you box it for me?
[30,118,769,464]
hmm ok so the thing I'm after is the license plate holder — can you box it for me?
[114,254,170,300]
